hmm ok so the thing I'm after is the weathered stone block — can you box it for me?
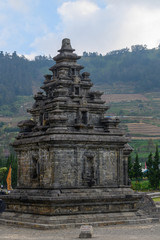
[79,225,93,238]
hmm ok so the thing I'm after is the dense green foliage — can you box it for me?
[147,145,160,189]
[131,180,150,191]
[132,153,143,180]
[128,156,133,179]
[80,45,160,93]
[128,153,143,181]
[1,45,160,107]
[0,167,7,183]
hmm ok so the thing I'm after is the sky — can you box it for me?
[0,0,160,59]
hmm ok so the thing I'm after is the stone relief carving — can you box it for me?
[31,151,40,183]
[82,151,97,187]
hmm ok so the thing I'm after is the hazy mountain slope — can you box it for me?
[0,45,160,108]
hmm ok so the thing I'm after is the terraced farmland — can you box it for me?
[103,92,160,140]
[127,123,160,137]
[102,94,148,103]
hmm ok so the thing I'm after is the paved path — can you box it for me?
[0,223,160,240]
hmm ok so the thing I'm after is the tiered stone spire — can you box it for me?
[18,38,122,136]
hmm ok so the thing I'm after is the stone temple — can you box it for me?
[1,39,152,228]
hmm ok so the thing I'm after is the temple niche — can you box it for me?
[1,39,145,226]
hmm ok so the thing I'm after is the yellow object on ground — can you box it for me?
[6,165,12,191]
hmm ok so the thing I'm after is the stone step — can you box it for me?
[7,192,134,199]
[0,210,156,227]
[0,216,159,230]
[147,192,160,198]
[10,187,134,197]
[148,206,160,213]
[1,211,142,224]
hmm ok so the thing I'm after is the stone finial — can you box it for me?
[58,38,75,52]
[62,38,72,49]
[123,143,133,155]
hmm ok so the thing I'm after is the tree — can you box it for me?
[128,156,133,179]
[152,145,160,189]
[146,152,154,187]
[133,153,142,180]
[147,146,160,189]
[0,167,7,184]
[131,44,147,52]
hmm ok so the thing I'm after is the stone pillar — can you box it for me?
[123,144,133,186]
[123,156,128,185]
[118,149,124,186]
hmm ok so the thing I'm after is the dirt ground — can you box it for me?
[0,223,160,240]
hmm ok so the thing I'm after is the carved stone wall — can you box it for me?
[16,143,127,189]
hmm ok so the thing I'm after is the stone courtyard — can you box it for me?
[0,223,160,240]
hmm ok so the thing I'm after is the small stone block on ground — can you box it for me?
[79,225,93,238]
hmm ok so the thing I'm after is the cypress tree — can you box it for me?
[147,146,160,189]
[147,152,154,188]
[152,145,160,189]
[133,153,142,180]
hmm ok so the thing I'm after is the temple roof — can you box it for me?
[53,38,80,62]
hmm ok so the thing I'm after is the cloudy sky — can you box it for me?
[0,0,160,58]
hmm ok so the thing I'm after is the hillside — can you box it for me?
[104,92,160,165]
[1,44,160,111]
[0,52,52,108]
[80,45,160,93]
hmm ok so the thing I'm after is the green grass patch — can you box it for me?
[153,197,160,202]
[131,180,150,191]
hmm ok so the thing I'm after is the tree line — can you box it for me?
[80,44,160,92]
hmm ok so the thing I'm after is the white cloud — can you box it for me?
[30,32,62,57]
[3,0,160,58]
[58,0,99,20]
[56,0,125,54]
[53,0,160,54]
[119,6,160,49]
[27,0,101,57]
[105,0,160,8]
